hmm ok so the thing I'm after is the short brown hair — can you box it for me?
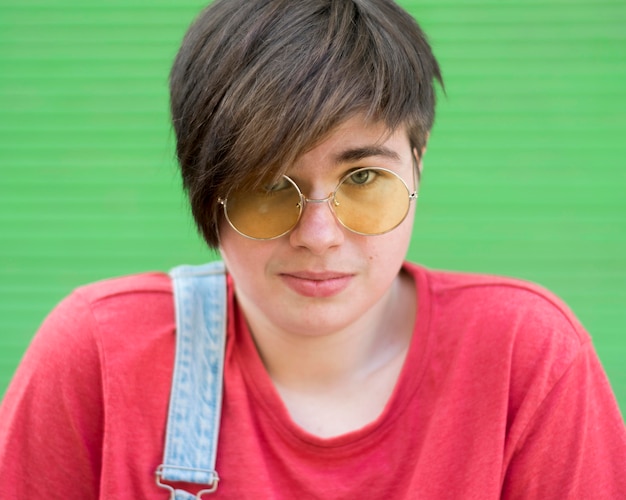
[170,0,443,247]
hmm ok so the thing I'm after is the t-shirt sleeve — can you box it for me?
[0,290,104,499]
[502,340,626,499]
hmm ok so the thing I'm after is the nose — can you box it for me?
[288,195,344,254]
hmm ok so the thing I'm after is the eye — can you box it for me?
[345,169,377,186]
[264,176,293,193]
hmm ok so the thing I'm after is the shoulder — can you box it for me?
[3,271,179,436]
[404,262,590,402]
[59,272,179,372]
[17,271,174,360]
[0,272,175,497]
[406,261,588,347]
[403,263,619,446]
[32,272,175,346]
[13,271,176,387]
[73,271,173,305]
[59,272,174,331]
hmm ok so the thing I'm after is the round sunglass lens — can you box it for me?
[225,178,302,239]
[334,168,410,235]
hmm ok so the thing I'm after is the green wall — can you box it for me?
[1,0,624,416]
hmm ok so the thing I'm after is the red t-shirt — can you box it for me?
[1,263,625,498]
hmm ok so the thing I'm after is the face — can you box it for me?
[219,115,419,338]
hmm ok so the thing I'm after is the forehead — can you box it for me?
[289,116,411,174]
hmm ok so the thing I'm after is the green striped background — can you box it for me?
[1,0,624,416]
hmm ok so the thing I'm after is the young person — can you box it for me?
[1,0,625,498]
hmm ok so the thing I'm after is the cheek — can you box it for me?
[219,226,278,287]
[364,221,413,269]
[386,211,415,254]
[397,205,416,246]
[219,227,257,274]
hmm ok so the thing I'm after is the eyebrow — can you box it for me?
[333,146,401,164]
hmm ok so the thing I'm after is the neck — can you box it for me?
[242,269,417,393]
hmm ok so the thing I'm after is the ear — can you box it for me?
[412,146,426,176]
[413,132,429,176]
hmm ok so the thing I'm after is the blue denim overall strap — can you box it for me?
[155,261,227,499]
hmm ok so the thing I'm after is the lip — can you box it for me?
[279,271,353,298]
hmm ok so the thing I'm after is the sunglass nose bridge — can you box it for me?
[296,194,339,213]
[302,194,334,204]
